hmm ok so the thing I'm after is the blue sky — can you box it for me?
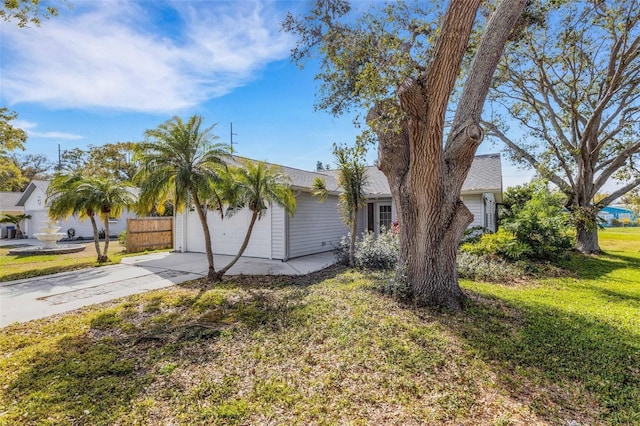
[0,0,536,188]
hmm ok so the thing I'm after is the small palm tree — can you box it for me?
[48,173,136,262]
[216,160,296,277]
[313,143,368,267]
[134,114,230,281]
[0,213,32,239]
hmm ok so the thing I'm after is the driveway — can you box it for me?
[0,251,336,328]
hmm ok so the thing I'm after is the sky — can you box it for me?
[0,0,536,188]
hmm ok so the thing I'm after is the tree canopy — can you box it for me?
[285,0,528,309]
[483,0,640,253]
[1,0,61,27]
[134,115,230,280]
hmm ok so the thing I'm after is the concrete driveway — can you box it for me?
[0,251,336,328]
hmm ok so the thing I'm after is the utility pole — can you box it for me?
[230,122,238,154]
[57,143,61,171]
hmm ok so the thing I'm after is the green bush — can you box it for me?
[460,229,531,261]
[117,231,127,248]
[463,180,573,262]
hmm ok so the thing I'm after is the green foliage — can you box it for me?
[117,231,127,248]
[47,173,136,262]
[231,159,296,219]
[59,142,138,181]
[465,181,573,261]
[0,108,27,154]
[0,0,60,27]
[621,188,640,216]
[134,115,230,216]
[486,0,640,251]
[0,157,29,191]
[2,230,639,424]
[0,108,30,191]
[314,141,368,267]
[460,229,531,261]
[216,159,296,276]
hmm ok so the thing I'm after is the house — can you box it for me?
[0,192,25,238]
[174,154,503,260]
[598,205,637,226]
[15,180,136,239]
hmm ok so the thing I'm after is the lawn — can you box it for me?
[0,229,638,425]
[0,241,148,282]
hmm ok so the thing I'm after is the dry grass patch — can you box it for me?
[1,230,638,425]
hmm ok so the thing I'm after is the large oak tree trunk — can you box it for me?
[576,223,601,254]
[370,0,527,310]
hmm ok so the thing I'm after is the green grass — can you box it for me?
[0,242,169,282]
[0,229,638,425]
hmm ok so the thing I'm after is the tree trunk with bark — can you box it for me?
[218,210,258,276]
[89,214,107,263]
[369,0,527,310]
[348,206,358,268]
[576,224,600,254]
[192,191,219,281]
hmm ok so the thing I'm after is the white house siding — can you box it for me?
[270,205,286,260]
[19,183,134,238]
[462,194,485,229]
[288,192,347,258]
[184,207,272,258]
[483,193,497,232]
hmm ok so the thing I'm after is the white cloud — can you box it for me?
[12,119,83,140]
[0,1,293,113]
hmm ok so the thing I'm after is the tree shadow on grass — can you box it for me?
[2,334,151,425]
[563,251,640,280]
[2,266,345,424]
[438,291,640,424]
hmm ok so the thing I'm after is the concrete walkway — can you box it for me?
[0,251,335,328]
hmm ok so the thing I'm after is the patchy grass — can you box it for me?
[0,230,638,425]
[0,242,168,282]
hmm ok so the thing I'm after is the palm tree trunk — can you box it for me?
[218,210,258,277]
[192,191,218,281]
[102,213,111,262]
[349,208,358,267]
[89,215,105,262]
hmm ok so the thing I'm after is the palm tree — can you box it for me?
[313,143,368,267]
[216,160,296,277]
[48,173,136,262]
[0,213,32,239]
[134,114,230,281]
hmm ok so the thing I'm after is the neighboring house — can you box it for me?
[15,180,136,239]
[174,154,503,260]
[598,205,637,226]
[0,192,25,238]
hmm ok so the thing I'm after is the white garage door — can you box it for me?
[185,207,272,258]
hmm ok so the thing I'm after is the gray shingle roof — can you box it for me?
[318,153,502,196]
[230,156,341,192]
[0,192,24,211]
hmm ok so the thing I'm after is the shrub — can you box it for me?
[460,229,531,261]
[335,230,399,270]
[464,180,573,262]
[117,231,127,248]
[353,229,399,270]
[456,252,526,282]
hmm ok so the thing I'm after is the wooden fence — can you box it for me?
[126,217,173,253]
